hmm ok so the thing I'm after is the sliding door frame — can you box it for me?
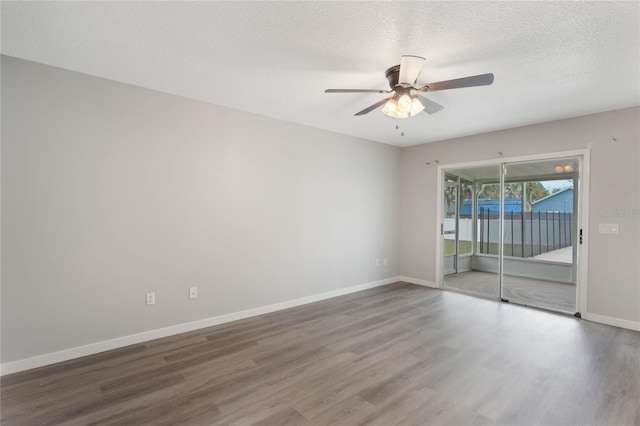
[435,149,590,315]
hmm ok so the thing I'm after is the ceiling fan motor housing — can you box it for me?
[385,65,401,89]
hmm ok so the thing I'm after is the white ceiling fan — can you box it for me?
[325,55,494,118]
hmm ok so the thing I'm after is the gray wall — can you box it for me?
[2,55,638,366]
[1,57,400,363]
[400,106,640,323]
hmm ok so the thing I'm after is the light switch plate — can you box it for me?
[598,223,619,234]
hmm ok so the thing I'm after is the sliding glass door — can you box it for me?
[443,166,501,299]
[442,156,580,314]
[500,158,578,313]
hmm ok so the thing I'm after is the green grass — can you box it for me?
[444,239,472,256]
[443,240,522,257]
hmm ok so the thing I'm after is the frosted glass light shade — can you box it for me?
[410,97,425,115]
[397,94,412,113]
[382,98,397,114]
[382,99,408,118]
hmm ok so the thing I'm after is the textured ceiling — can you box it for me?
[2,1,639,147]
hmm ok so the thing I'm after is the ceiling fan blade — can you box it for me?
[325,89,390,93]
[418,73,494,92]
[415,95,444,114]
[354,97,392,116]
[398,55,426,86]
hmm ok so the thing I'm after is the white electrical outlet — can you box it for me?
[383,258,388,266]
[189,286,198,300]
[375,258,381,266]
[146,292,156,306]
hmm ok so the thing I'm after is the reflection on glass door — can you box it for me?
[443,176,458,275]
[443,166,500,299]
[500,158,578,313]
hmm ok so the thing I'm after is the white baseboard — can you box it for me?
[13,277,634,376]
[398,276,439,289]
[582,312,640,332]
[0,276,401,376]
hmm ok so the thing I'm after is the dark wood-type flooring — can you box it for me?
[2,282,639,425]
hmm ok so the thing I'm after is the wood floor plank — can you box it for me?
[293,352,422,420]
[251,407,309,426]
[305,394,376,425]
[214,351,357,415]
[2,282,639,426]
[355,386,439,426]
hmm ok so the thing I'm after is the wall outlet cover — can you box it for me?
[146,292,156,306]
[598,223,619,234]
[189,286,198,299]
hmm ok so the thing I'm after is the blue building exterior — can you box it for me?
[459,188,573,217]
[532,188,573,213]
[460,198,522,217]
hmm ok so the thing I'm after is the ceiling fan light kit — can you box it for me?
[381,92,425,119]
[325,55,494,119]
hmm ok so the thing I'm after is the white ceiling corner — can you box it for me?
[2,1,639,147]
